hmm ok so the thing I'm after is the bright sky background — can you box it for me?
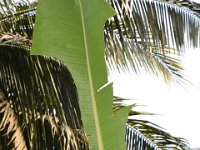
[110,48,200,148]
[110,0,200,147]
[193,0,199,3]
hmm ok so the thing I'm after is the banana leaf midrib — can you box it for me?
[78,0,104,148]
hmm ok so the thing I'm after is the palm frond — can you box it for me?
[0,90,27,150]
[0,0,36,39]
[128,119,189,150]
[0,45,89,149]
[163,0,200,15]
[105,0,200,83]
[113,97,190,149]
[0,0,199,84]
[0,33,31,48]
[126,124,160,150]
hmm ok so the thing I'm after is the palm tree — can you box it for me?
[105,0,200,84]
[0,0,199,149]
[0,45,89,149]
[108,0,199,149]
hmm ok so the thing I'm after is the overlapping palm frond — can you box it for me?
[0,33,31,48]
[0,0,36,39]
[0,0,199,149]
[164,0,200,15]
[0,45,89,149]
[126,125,160,150]
[105,0,200,84]
[126,123,189,150]
[0,90,27,150]
[127,120,189,150]
[1,0,200,84]
[113,97,190,150]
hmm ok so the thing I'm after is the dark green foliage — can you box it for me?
[0,45,89,150]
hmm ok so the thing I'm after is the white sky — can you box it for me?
[192,0,199,3]
[110,48,200,148]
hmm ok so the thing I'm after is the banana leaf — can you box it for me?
[32,0,131,149]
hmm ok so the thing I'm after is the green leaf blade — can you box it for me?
[32,0,130,149]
